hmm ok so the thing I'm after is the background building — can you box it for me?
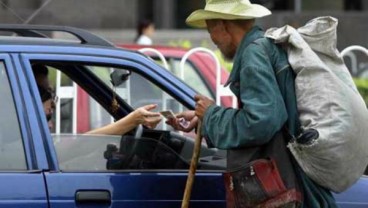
[0,0,366,50]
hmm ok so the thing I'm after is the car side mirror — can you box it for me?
[110,69,131,87]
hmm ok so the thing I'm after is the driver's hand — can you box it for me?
[134,104,162,129]
[166,110,198,132]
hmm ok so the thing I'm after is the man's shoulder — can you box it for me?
[251,37,275,50]
[241,36,273,58]
[242,36,289,72]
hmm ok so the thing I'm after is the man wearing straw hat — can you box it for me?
[168,0,337,207]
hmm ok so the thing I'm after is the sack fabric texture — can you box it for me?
[265,16,368,193]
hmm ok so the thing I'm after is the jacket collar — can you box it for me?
[225,26,264,87]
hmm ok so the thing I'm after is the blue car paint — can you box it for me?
[45,172,225,207]
[0,43,366,207]
[0,173,48,208]
[333,176,368,208]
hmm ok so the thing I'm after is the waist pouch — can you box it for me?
[224,131,302,208]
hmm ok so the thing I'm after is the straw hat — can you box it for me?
[186,0,271,28]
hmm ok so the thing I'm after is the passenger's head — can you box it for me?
[37,84,56,130]
[32,64,51,90]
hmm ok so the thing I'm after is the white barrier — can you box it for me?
[55,70,77,134]
[341,45,368,76]
[180,47,237,108]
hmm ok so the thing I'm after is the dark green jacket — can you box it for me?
[202,26,337,207]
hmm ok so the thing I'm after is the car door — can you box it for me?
[21,50,226,208]
[0,54,48,207]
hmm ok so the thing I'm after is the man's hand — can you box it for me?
[194,94,215,120]
[166,110,198,132]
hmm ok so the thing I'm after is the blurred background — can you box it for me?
[0,0,366,49]
[1,0,367,102]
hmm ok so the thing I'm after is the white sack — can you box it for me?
[265,16,368,193]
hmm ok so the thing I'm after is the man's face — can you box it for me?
[206,19,237,60]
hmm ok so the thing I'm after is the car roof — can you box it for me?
[0,24,147,58]
[0,24,114,47]
[0,36,83,45]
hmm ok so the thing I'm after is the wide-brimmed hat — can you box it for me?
[186,0,271,28]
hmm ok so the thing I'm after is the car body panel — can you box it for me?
[0,173,48,208]
[45,172,225,207]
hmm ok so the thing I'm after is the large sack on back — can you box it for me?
[265,16,368,193]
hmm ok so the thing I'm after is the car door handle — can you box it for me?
[75,190,111,204]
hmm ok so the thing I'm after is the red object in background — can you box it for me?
[120,44,233,107]
[77,87,90,133]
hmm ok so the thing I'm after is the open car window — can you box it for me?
[87,65,189,131]
[36,63,189,133]
[30,60,226,172]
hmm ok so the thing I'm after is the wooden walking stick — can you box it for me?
[181,120,202,208]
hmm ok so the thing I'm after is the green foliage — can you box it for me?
[354,78,368,106]
[168,39,192,49]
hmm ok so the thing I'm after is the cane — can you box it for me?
[181,120,202,208]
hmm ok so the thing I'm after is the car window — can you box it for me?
[32,61,224,172]
[52,134,122,171]
[52,133,190,171]
[0,62,27,170]
[88,65,189,131]
[44,64,190,133]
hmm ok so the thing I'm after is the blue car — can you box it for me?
[0,24,366,207]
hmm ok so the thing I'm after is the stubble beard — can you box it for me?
[220,49,235,61]
[218,42,236,61]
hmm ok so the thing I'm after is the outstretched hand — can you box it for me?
[133,104,162,129]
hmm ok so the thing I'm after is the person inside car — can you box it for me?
[37,83,56,130]
[32,64,162,135]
